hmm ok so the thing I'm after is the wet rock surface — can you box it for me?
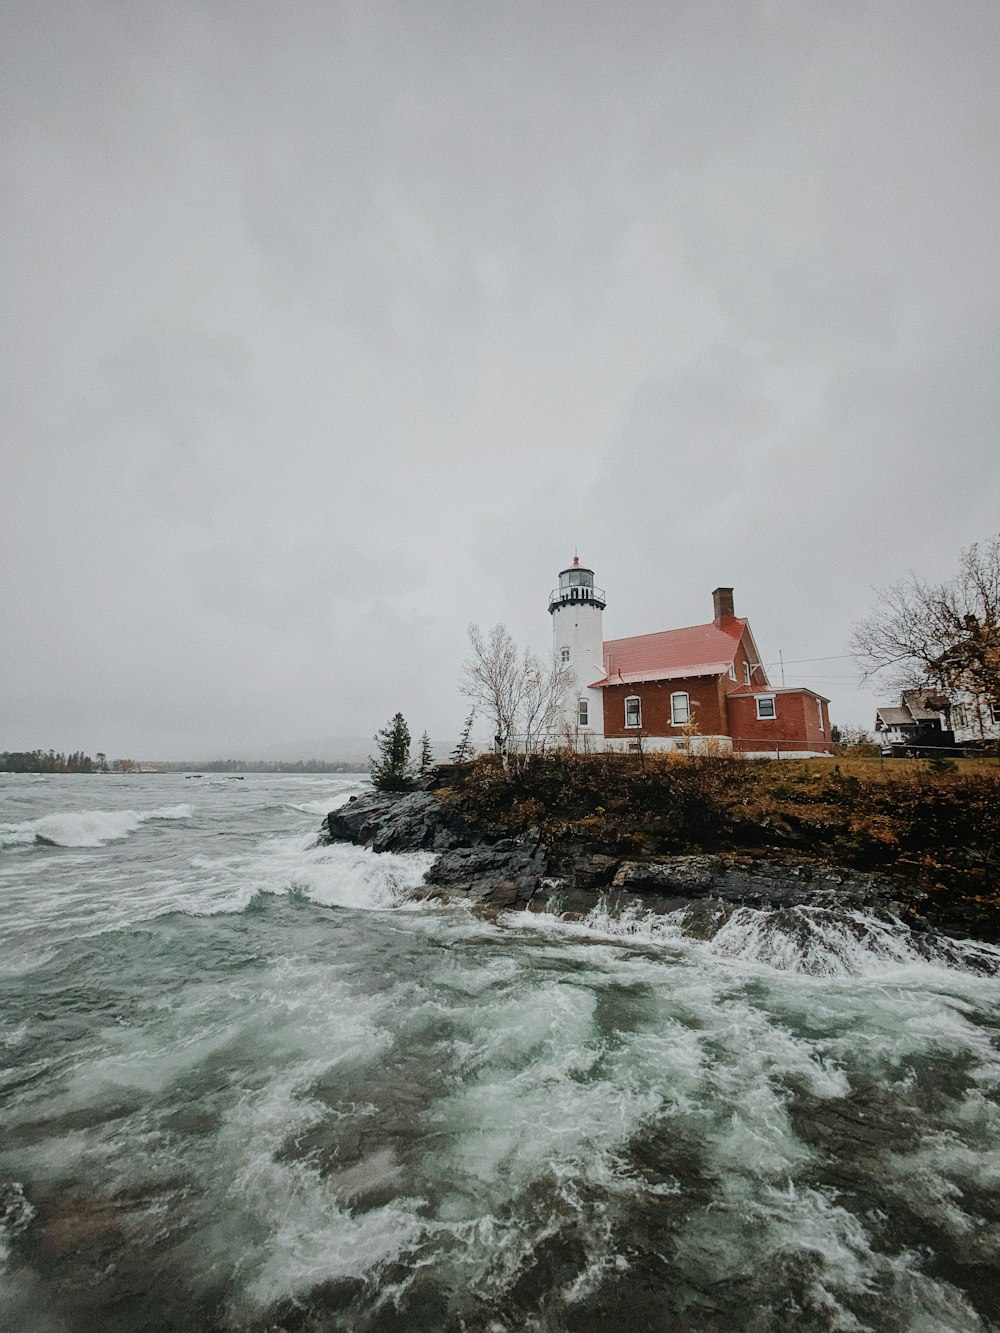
[319,790,917,923]
[320,789,473,854]
[426,836,548,904]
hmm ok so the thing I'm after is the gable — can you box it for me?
[876,707,914,727]
[595,617,747,687]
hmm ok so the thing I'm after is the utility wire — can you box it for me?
[761,653,856,666]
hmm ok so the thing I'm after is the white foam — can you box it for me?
[514,897,1000,981]
[287,782,370,817]
[0,804,192,849]
[707,904,1000,979]
[187,833,436,916]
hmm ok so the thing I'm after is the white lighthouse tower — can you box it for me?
[549,556,606,745]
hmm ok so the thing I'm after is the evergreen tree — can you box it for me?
[370,713,414,791]
[418,731,433,776]
[450,710,476,764]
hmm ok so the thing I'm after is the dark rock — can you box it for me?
[320,790,473,854]
[316,796,915,927]
[612,858,716,894]
[572,854,621,890]
[428,835,547,904]
[607,854,897,915]
[486,879,520,909]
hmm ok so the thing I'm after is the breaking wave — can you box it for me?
[515,898,1000,979]
[285,782,370,817]
[190,833,436,916]
[0,804,193,849]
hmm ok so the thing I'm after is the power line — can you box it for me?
[781,672,862,679]
[761,653,855,666]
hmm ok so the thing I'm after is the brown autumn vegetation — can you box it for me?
[433,751,1000,938]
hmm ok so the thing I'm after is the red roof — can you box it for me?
[593,617,747,687]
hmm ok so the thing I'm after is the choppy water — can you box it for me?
[2,774,1000,1332]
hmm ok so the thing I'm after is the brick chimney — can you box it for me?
[712,587,735,622]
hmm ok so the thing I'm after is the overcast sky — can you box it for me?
[3,0,999,759]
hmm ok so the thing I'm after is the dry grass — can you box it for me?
[780,755,1000,782]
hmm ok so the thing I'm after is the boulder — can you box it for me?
[320,790,473,854]
[428,835,548,904]
[609,855,895,913]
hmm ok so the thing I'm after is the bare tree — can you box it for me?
[852,536,1000,730]
[519,652,574,753]
[461,623,573,754]
[462,624,525,751]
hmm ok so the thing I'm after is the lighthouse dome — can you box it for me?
[549,555,605,614]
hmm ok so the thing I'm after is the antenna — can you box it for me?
[779,650,785,688]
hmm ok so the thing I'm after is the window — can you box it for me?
[560,647,570,664]
[817,699,824,731]
[728,663,736,681]
[670,692,690,726]
[625,696,641,728]
[578,699,589,727]
[991,704,1000,724]
[744,662,751,685]
[756,695,776,720]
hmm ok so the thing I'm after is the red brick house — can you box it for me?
[551,564,832,755]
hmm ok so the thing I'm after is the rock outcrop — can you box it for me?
[321,790,473,854]
[319,789,919,924]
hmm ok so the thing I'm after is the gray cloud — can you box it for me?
[3,0,999,756]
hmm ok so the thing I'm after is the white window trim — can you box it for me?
[817,699,824,732]
[670,691,690,726]
[756,695,777,720]
[624,695,642,728]
[991,704,1000,724]
[744,662,751,685]
[728,663,736,681]
[578,699,589,727]
[560,646,570,664]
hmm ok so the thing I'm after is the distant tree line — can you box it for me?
[0,754,371,775]
[1,750,95,773]
[155,758,370,773]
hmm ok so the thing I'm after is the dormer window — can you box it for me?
[744,662,751,685]
[728,663,736,681]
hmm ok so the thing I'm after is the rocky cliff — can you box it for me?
[319,788,924,929]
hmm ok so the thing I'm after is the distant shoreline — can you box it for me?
[1,759,370,775]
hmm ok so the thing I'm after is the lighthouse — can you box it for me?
[549,556,606,743]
